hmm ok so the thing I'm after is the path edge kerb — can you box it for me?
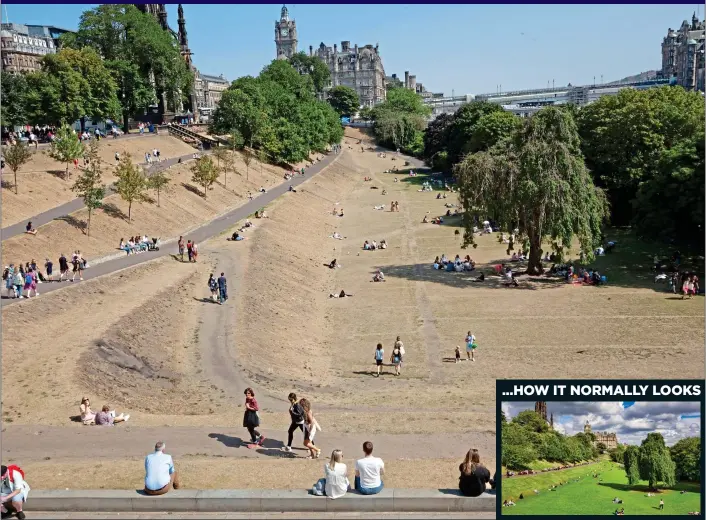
[26,489,496,513]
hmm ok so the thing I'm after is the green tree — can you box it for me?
[577,86,705,226]
[289,51,331,94]
[423,112,454,162]
[72,141,105,236]
[65,4,193,131]
[596,442,607,453]
[445,101,505,164]
[670,437,701,482]
[624,445,641,485]
[639,433,677,490]
[328,86,360,118]
[211,146,228,170]
[610,444,627,463]
[512,410,549,433]
[114,153,147,221]
[0,72,29,127]
[219,149,237,188]
[48,124,85,180]
[455,107,608,274]
[3,141,33,195]
[24,67,86,126]
[42,47,121,131]
[147,169,170,207]
[191,156,219,198]
[358,106,373,122]
[468,110,522,153]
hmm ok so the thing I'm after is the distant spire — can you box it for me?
[178,3,188,47]
[281,4,289,21]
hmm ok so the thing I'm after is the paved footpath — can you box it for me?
[2,150,200,240]
[28,513,495,519]
[0,152,339,307]
[1,424,493,464]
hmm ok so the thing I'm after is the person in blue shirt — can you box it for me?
[374,344,384,377]
[217,273,228,304]
[144,441,179,495]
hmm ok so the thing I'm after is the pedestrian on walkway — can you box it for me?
[12,268,23,299]
[374,343,385,377]
[44,258,53,282]
[243,388,265,446]
[178,236,185,262]
[300,398,322,459]
[23,269,38,298]
[58,253,69,282]
[217,272,228,303]
[283,393,305,452]
[191,242,199,262]
[390,343,402,376]
[186,240,193,262]
[207,274,218,302]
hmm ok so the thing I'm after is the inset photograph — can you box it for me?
[500,401,702,516]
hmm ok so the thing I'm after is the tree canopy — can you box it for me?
[370,87,430,156]
[288,52,331,94]
[670,437,701,482]
[623,433,677,490]
[455,106,608,274]
[328,85,360,118]
[210,59,342,165]
[63,4,193,130]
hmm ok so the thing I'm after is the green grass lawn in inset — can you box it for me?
[502,462,701,516]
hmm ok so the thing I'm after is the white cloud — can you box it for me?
[503,401,701,446]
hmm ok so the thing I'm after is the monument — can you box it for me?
[275,5,298,60]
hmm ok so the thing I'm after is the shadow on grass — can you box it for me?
[181,182,204,198]
[101,203,128,221]
[54,215,87,234]
[1,179,13,190]
[47,169,68,180]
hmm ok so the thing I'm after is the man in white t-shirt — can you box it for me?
[144,441,180,495]
[355,441,385,495]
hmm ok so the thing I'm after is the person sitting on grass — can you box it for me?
[329,290,352,298]
[95,405,130,426]
[25,222,37,235]
[144,441,180,495]
[355,441,385,495]
[79,397,97,425]
[1,465,29,520]
[230,232,245,241]
[458,448,491,497]
[372,270,385,282]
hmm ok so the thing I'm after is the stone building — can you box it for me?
[0,23,72,73]
[194,73,229,120]
[661,13,705,92]
[275,5,298,60]
[583,421,618,450]
[309,40,386,107]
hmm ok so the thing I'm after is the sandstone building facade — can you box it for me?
[661,13,705,92]
[584,421,618,450]
[1,23,72,73]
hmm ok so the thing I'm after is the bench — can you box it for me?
[27,489,496,513]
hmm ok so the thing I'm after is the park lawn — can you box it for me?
[502,459,595,473]
[502,462,701,516]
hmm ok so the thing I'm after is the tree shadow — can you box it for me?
[101,203,128,221]
[1,179,13,190]
[181,182,204,198]
[53,215,87,234]
[47,169,68,180]
[382,263,563,291]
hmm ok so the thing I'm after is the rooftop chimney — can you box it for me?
[404,71,410,88]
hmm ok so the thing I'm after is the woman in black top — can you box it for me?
[459,448,491,497]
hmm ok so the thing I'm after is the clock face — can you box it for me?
[281,27,289,37]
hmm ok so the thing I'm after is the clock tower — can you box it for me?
[275,5,297,60]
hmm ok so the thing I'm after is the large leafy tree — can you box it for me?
[289,51,331,94]
[64,4,193,131]
[328,85,360,118]
[624,445,642,485]
[638,433,677,490]
[444,101,506,164]
[576,86,705,226]
[423,112,454,162]
[371,87,430,156]
[455,106,608,274]
[0,72,29,127]
[670,437,701,482]
[468,110,522,154]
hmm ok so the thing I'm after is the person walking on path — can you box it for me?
[71,252,84,282]
[178,237,185,262]
[58,253,69,282]
[191,242,199,262]
[374,343,385,377]
[243,388,265,446]
[465,331,477,362]
[12,269,23,299]
[394,336,405,364]
[299,398,322,459]
[283,393,305,452]
[44,258,53,282]
[207,274,218,302]
[390,343,402,376]
[217,272,227,304]
[186,240,193,262]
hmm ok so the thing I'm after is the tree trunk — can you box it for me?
[157,188,161,207]
[224,170,227,189]
[526,235,544,275]
[87,208,92,237]
[80,117,86,134]
[65,163,70,181]
[14,171,18,195]
[128,201,132,222]
[203,184,207,199]
[122,111,130,135]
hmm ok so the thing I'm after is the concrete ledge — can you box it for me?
[26,489,496,513]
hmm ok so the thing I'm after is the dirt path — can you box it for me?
[2,424,494,463]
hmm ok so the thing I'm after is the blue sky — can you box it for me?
[4,4,702,95]
[503,401,702,446]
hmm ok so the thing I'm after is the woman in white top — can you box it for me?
[324,449,349,499]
